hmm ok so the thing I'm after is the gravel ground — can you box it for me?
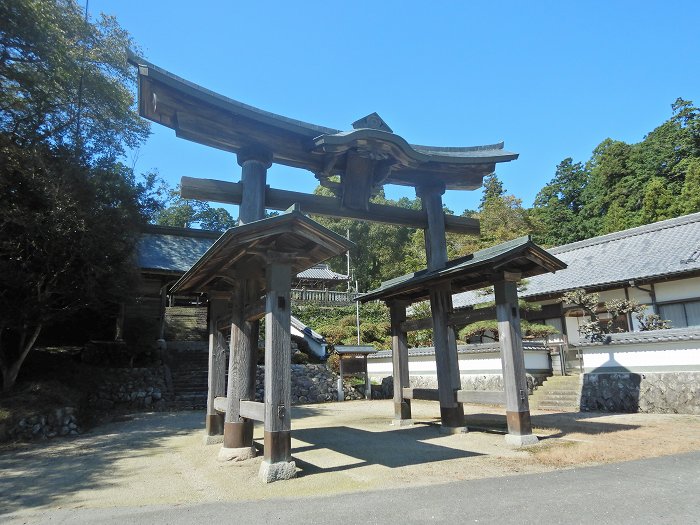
[1,400,698,518]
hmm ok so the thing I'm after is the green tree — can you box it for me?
[640,177,677,224]
[679,159,700,214]
[477,175,533,248]
[150,184,237,232]
[531,158,589,245]
[310,187,418,290]
[0,0,150,391]
[0,0,149,159]
[0,139,143,391]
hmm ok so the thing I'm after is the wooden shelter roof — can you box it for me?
[129,55,518,191]
[359,236,566,304]
[169,209,354,295]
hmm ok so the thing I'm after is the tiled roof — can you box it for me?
[137,228,350,281]
[575,327,700,346]
[453,212,700,309]
[137,226,219,273]
[361,236,565,303]
[369,341,547,359]
[296,264,348,281]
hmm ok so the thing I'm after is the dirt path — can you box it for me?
[1,400,698,517]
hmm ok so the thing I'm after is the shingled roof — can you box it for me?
[360,236,565,303]
[453,212,700,309]
[137,226,350,283]
[137,225,219,274]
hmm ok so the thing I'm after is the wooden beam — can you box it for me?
[456,390,505,405]
[240,401,265,422]
[402,388,505,406]
[402,387,441,401]
[181,177,480,234]
[243,298,266,322]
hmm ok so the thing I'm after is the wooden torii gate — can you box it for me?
[129,55,550,480]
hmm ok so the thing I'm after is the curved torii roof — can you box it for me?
[129,55,518,193]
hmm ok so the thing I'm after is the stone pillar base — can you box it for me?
[391,418,414,427]
[217,446,257,462]
[505,433,539,447]
[439,425,468,435]
[259,460,297,483]
[203,433,224,445]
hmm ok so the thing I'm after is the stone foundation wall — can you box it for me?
[86,366,169,411]
[254,364,365,404]
[581,372,700,414]
[3,407,81,441]
[404,374,546,395]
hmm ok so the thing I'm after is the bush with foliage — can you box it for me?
[563,289,671,342]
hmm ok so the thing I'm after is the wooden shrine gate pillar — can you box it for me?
[260,261,296,482]
[389,300,412,425]
[204,293,228,444]
[494,272,538,446]
[220,149,271,459]
[418,183,465,432]
[219,281,258,460]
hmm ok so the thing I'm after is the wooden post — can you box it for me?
[417,182,448,271]
[429,283,466,432]
[389,300,412,425]
[494,273,538,446]
[219,283,257,461]
[237,149,271,225]
[260,261,296,482]
[219,149,271,460]
[204,294,228,444]
[419,182,465,432]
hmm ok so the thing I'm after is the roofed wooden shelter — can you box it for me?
[361,237,566,444]
[170,209,353,481]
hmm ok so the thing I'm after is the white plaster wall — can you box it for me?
[581,341,700,372]
[627,286,653,303]
[565,316,587,345]
[655,277,700,302]
[367,350,550,380]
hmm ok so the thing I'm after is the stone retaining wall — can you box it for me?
[254,364,365,404]
[403,373,546,395]
[86,366,169,411]
[3,407,80,441]
[581,372,700,414]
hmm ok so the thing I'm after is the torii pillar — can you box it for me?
[417,183,465,432]
[219,149,271,460]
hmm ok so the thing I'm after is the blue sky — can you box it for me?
[89,1,700,215]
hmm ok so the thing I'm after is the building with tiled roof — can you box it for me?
[133,224,347,355]
[452,212,700,344]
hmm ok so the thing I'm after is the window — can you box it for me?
[658,300,700,328]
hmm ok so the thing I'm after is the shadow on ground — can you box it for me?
[0,412,200,516]
[463,410,640,437]
[290,424,483,477]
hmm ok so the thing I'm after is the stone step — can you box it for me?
[536,404,580,412]
[533,390,581,397]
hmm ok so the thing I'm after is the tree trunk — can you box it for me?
[1,324,42,393]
